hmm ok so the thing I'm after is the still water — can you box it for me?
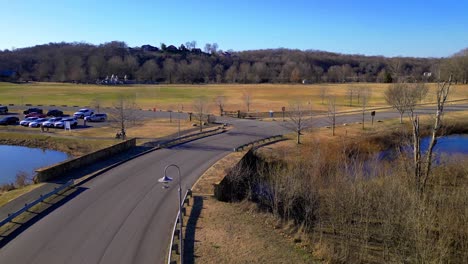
[0,145,69,185]
[379,134,468,160]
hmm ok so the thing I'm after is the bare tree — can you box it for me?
[360,87,371,129]
[347,87,354,106]
[214,95,226,116]
[90,98,102,113]
[185,40,197,50]
[109,95,139,140]
[389,58,402,82]
[410,75,452,194]
[193,97,208,132]
[327,95,337,136]
[384,83,409,123]
[319,86,329,104]
[243,90,252,112]
[285,101,309,144]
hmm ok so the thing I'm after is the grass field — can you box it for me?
[1,82,467,114]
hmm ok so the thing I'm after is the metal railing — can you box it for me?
[167,189,192,264]
[233,135,284,152]
[0,179,74,228]
[159,127,226,148]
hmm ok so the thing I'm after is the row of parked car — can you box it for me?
[0,107,107,127]
[20,116,78,128]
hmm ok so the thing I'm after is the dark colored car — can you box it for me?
[23,108,43,115]
[25,112,47,118]
[0,116,19,125]
[46,109,64,117]
[0,106,8,114]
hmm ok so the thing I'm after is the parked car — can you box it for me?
[0,106,8,114]
[0,116,19,125]
[46,109,63,117]
[20,117,39,126]
[73,108,94,119]
[54,117,78,128]
[23,107,43,115]
[42,117,62,127]
[25,112,47,118]
[84,113,107,122]
[28,118,49,128]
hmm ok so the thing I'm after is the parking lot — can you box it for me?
[0,106,110,130]
[0,104,199,141]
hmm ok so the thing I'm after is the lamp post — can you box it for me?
[178,110,181,138]
[158,164,183,263]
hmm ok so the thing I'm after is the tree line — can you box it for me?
[0,41,466,84]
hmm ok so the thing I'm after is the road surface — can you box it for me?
[0,118,287,264]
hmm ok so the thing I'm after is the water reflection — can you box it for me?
[0,145,70,185]
[378,134,468,161]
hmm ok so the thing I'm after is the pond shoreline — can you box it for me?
[0,145,70,186]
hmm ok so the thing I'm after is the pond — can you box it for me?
[378,134,468,161]
[0,145,70,185]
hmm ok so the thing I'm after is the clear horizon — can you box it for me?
[0,0,467,58]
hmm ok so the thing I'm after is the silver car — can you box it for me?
[55,117,78,128]
[43,117,63,127]
[20,117,39,126]
[84,113,107,122]
[28,118,49,128]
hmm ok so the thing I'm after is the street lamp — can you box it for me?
[158,164,183,263]
[178,110,181,138]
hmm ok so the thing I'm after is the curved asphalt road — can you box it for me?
[0,118,287,264]
[0,103,466,263]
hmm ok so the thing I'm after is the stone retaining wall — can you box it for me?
[34,138,136,182]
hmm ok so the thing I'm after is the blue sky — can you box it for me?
[0,0,467,57]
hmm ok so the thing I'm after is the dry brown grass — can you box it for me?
[192,151,247,195]
[0,183,44,208]
[2,82,466,114]
[183,152,316,263]
[185,197,314,264]
[54,118,195,140]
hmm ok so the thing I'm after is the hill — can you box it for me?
[0,41,465,84]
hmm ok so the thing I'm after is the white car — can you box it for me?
[55,117,78,128]
[43,117,63,127]
[84,113,107,122]
[28,118,49,128]
[73,108,94,119]
[20,117,39,126]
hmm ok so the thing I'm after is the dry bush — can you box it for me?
[224,134,468,263]
[14,171,31,188]
[0,183,16,193]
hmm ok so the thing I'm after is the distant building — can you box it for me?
[221,51,232,57]
[423,72,432,77]
[141,45,159,52]
[191,48,202,54]
[166,45,179,52]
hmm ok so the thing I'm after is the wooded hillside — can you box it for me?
[0,41,466,84]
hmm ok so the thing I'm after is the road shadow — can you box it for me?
[0,186,88,248]
[48,146,153,185]
[172,144,233,152]
[183,195,205,263]
[225,131,271,138]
